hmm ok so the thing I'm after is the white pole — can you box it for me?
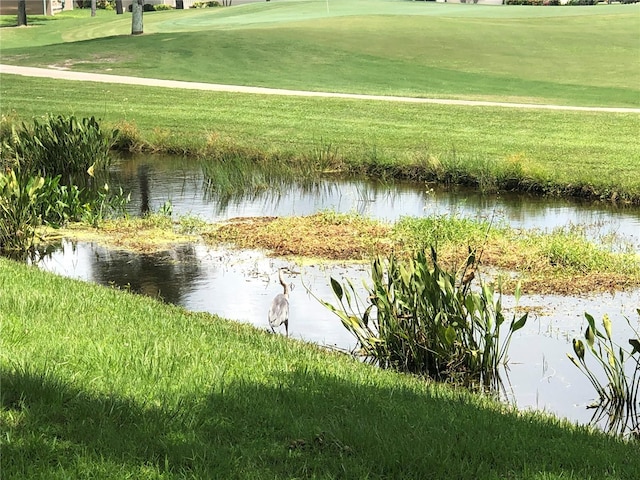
[326,0,329,14]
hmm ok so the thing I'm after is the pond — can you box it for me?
[37,154,640,434]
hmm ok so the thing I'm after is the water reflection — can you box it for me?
[589,399,639,440]
[108,154,640,250]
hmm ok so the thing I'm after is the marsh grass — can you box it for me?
[392,215,491,253]
[1,257,638,479]
[200,140,323,205]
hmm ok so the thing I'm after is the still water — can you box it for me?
[38,154,640,432]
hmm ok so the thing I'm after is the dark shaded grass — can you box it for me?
[2,364,638,480]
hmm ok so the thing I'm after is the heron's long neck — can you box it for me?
[279,270,289,296]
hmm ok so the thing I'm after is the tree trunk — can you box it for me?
[131,0,143,35]
[91,0,96,17]
[17,0,27,26]
[116,0,123,14]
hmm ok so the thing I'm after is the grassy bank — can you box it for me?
[2,74,639,203]
[1,257,638,479]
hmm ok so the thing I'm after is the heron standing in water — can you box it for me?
[268,267,290,336]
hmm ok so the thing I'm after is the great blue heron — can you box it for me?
[268,268,290,336]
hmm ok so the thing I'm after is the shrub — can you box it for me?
[154,3,172,10]
[319,248,528,389]
[190,1,220,8]
[111,120,146,152]
[76,0,115,8]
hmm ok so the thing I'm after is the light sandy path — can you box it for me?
[2,64,639,114]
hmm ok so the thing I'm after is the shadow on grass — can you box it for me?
[0,18,53,28]
[1,364,636,479]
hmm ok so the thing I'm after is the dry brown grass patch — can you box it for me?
[207,214,393,260]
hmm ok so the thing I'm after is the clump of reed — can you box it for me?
[319,247,527,390]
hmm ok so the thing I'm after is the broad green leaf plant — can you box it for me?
[319,247,528,390]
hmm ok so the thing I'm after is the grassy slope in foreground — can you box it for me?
[1,258,638,479]
[0,2,639,107]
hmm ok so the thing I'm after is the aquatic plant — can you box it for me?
[0,169,45,254]
[568,311,640,438]
[1,115,116,177]
[319,247,528,389]
[82,169,131,228]
[0,115,130,253]
[0,167,130,254]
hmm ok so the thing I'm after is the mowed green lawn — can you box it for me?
[2,258,639,479]
[1,1,639,107]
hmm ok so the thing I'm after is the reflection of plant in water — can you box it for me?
[200,154,324,210]
[318,247,528,391]
[567,311,640,439]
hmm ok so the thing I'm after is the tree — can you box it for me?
[91,0,96,17]
[17,0,27,26]
[116,0,123,14]
[131,0,143,35]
